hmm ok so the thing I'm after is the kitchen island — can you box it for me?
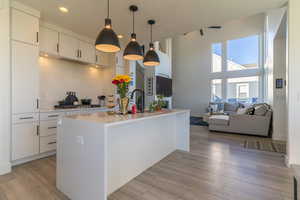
[56,109,190,200]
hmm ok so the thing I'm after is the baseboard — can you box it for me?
[0,161,12,175]
[11,151,56,166]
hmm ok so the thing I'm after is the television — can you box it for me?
[156,76,172,97]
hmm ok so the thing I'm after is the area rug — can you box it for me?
[243,140,286,154]
[190,116,208,126]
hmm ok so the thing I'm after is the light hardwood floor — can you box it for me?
[0,126,293,200]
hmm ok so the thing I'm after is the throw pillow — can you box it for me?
[224,103,239,112]
[254,105,268,116]
[237,107,247,115]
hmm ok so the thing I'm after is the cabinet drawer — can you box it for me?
[12,113,39,124]
[40,120,57,137]
[40,135,56,153]
[40,112,63,121]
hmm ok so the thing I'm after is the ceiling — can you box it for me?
[16,0,287,44]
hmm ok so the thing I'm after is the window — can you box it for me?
[227,35,259,71]
[212,43,222,72]
[227,76,259,104]
[211,79,222,102]
[210,35,263,103]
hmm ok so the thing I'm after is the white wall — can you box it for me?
[172,14,265,116]
[38,57,115,108]
[273,19,287,141]
[264,8,287,106]
[0,0,11,175]
[287,0,300,165]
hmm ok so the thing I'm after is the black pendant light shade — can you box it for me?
[124,33,143,60]
[143,43,160,66]
[95,0,120,53]
[143,20,160,66]
[123,5,143,61]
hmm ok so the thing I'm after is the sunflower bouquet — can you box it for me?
[112,75,132,98]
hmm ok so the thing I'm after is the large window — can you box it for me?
[227,35,259,71]
[212,43,222,72]
[210,35,262,104]
[211,79,222,102]
[227,76,259,104]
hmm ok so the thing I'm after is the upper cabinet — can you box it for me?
[59,33,80,61]
[11,9,39,45]
[79,41,95,64]
[96,51,110,66]
[39,26,59,56]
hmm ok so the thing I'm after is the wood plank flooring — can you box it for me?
[0,126,293,200]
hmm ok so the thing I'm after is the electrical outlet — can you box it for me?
[76,136,84,145]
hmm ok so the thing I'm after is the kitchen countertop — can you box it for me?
[64,109,190,126]
[39,106,111,113]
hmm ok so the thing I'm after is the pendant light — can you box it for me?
[123,5,143,61]
[143,20,160,66]
[95,0,120,53]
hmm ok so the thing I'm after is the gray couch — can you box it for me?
[208,104,272,137]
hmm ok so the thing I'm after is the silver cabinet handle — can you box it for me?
[48,126,57,129]
[48,142,56,145]
[37,125,40,136]
[19,117,34,120]
[48,114,59,118]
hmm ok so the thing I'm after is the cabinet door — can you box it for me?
[11,9,39,45]
[96,50,109,66]
[79,41,95,64]
[12,122,39,161]
[12,41,39,114]
[59,33,79,60]
[39,26,59,55]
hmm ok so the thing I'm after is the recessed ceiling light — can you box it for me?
[59,7,69,13]
[117,34,124,39]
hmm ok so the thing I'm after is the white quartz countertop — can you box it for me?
[64,109,190,126]
[39,106,110,113]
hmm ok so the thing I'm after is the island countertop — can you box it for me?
[64,109,190,126]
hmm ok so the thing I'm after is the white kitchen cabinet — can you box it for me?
[39,120,58,137]
[40,135,57,153]
[11,8,39,45]
[96,51,110,66]
[39,26,59,56]
[79,41,95,64]
[11,41,39,114]
[12,122,39,161]
[59,33,80,60]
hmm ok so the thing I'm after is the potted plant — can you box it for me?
[112,75,132,114]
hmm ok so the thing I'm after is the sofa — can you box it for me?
[208,103,272,137]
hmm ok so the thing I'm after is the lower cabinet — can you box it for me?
[40,135,57,153]
[12,121,39,161]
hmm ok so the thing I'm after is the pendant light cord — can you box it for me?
[107,0,110,18]
[132,10,135,34]
[150,24,153,43]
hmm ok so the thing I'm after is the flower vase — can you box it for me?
[119,97,129,115]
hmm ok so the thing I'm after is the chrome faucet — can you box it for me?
[130,89,145,113]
